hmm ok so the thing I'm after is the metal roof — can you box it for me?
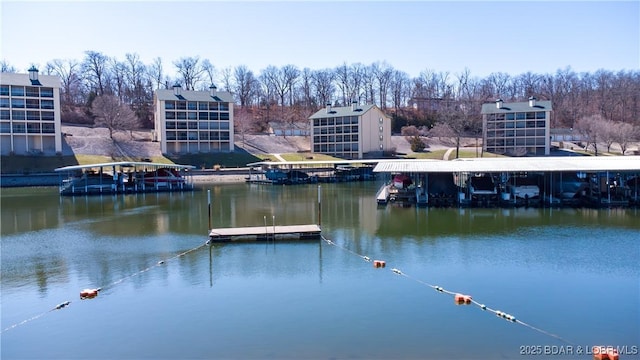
[373,156,640,173]
[155,89,234,103]
[246,159,382,167]
[55,161,195,172]
[1,72,62,87]
[481,100,552,114]
[309,104,382,119]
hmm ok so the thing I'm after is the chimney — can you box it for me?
[209,84,217,97]
[529,96,536,107]
[326,103,332,113]
[496,98,503,109]
[351,100,357,111]
[172,83,182,96]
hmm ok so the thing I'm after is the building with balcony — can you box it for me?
[154,84,234,154]
[309,102,391,159]
[0,67,62,155]
[481,97,552,156]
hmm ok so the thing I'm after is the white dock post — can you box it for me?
[207,189,211,231]
[317,185,322,227]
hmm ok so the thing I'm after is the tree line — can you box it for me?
[1,52,638,151]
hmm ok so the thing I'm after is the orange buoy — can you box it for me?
[373,260,386,268]
[80,288,100,299]
[454,293,472,304]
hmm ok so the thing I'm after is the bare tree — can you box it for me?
[173,56,204,90]
[234,107,252,144]
[389,70,411,111]
[334,63,352,105]
[201,59,216,87]
[297,67,315,109]
[234,65,258,108]
[262,65,288,108]
[312,69,335,107]
[148,57,164,89]
[47,59,82,105]
[111,58,127,102]
[1,60,16,72]
[612,122,638,155]
[91,95,139,139]
[575,114,605,156]
[372,62,393,109]
[82,50,111,95]
[282,64,300,106]
[428,122,456,143]
[220,67,233,92]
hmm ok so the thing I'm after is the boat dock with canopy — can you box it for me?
[373,156,640,208]
[54,161,195,196]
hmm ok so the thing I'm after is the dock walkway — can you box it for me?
[208,224,321,242]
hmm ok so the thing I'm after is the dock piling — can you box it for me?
[207,190,211,231]
[318,185,322,227]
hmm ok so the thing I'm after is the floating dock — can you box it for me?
[208,224,321,242]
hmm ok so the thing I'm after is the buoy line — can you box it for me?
[2,241,209,333]
[1,301,71,334]
[321,235,575,346]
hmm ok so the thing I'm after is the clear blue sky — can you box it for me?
[1,1,638,79]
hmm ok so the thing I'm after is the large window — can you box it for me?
[41,100,54,109]
[11,86,24,96]
[12,122,26,133]
[27,111,40,120]
[12,110,25,120]
[40,88,53,98]
[25,87,39,97]
[11,98,25,108]
[26,99,39,109]
[0,85,8,96]
[41,112,54,121]
[27,122,41,133]
[42,123,55,133]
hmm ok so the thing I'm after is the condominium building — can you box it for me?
[309,102,392,159]
[0,67,62,155]
[154,84,234,154]
[481,97,552,156]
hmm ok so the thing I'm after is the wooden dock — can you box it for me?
[208,224,321,242]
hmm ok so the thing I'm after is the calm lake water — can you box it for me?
[1,182,639,360]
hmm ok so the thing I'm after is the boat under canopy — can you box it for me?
[54,161,195,196]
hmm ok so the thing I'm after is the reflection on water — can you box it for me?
[1,184,638,359]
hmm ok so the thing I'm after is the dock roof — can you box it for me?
[246,159,382,167]
[373,156,640,173]
[55,161,195,172]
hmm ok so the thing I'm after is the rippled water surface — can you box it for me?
[1,183,639,359]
